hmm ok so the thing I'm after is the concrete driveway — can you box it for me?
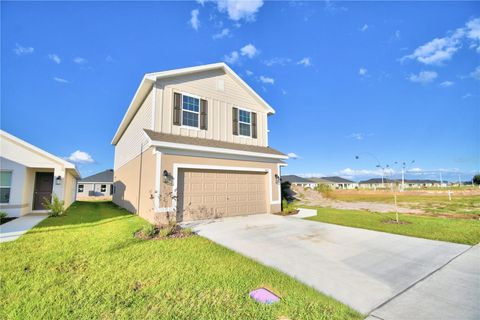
[186,211,478,318]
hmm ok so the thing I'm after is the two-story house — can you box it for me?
[112,63,288,223]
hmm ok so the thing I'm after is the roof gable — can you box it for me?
[112,62,274,145]
[80,169,113,182]
[0,130,79,177]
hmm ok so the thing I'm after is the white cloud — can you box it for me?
[53,77,69,83]
[297,57,312,67]
[439,80,454,87]
[212,28,230,39]
[360,24,368,32]
[73,57,88,64]
[66,150,94,164]
[105,55,114,63]
[408,70,438,84]
[358,68,368,76]
[466,17,480,41]
[240,44,258,58]
[48,53,61,64]
[224,51,240,64]
[190,9,200,30]
[264,57,291,66]
[245,70,253,76]
[13,43,34,55]
[297,173,326,178]
[401,17,480,65]
[395,30,401,39]
[287,152,299,159]
[470,66,480,80]
[347,133,365,140]
[216,0,264,21]
[282,89,287,95]
[336,167,395,179]
[259,75,274,84]
[462,93,473,99]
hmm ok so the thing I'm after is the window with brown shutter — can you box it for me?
[252,112,257,138]
[173,92,181,126]
[200,99,208,130]
[232,107,238,135]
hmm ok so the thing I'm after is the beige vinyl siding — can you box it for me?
[114,90,153,170]
[63,170,77,208]
[113,147,156,221]
[155,69,268,147]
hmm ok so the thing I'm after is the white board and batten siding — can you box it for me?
[114,90,153,170]
[155,69,269,147]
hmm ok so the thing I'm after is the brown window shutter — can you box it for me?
[232,107,238,135]
[173,92,181,126]
[252,112,257,138]
[200,99,208,130]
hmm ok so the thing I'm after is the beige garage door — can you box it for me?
[177,169,268,221]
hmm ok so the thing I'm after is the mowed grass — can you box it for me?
[0,202,361,320]
[306,207,480,245]
[328,192,480,217]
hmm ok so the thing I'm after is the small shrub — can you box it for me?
[0,212,7,220]
[281,199,298,215]
[42,194,65,217]
[315,184,332,197]
[140,224,157,238]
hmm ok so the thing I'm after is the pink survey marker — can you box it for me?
[249,288,280,304]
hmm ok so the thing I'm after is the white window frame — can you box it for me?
[0,170,13,204]
[180,93,201,129]
[78,184,84,193]
[238,107,252,138]
[101,184,107,193]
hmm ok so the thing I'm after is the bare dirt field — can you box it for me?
[292,186,480,220]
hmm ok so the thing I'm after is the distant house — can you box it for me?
[359,178,443,189]
[0,130,80,217]
[311,176,358,189]
[281,175,317,188]
[76,169,113,200]
[359,178,395,189]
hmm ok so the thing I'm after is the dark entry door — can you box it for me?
[33,172,54,210]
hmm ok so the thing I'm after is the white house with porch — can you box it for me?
[0,130,80,217]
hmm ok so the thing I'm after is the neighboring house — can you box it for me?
[403,179,443,188]
[311,176,358,189]
[76,169,114,200]
[359,178,395,189]
[0,130,80,217]
[359,178,443,189]
[112,63,288,223]
[281,175,318,188]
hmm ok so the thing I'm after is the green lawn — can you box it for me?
[306,207,480,245]
[328,193,480,217]
[0,202,361,320]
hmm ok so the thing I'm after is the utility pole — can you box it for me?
[401,162,405,191]
[440,172,443,187]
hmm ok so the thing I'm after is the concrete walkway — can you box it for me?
[186,213,474,316]
[369,244,480,320]
[0,213,48,243]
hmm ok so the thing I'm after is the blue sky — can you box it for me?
[2,1,479,182]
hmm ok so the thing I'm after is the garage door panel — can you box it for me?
[178,169,268,221]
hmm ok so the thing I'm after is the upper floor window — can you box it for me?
[0,171,12,204]
[182,95,200,128]
[78,184,84,193]
[238,109,251,137]
[101,184,107,192]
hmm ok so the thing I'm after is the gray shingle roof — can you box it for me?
[144,129,286,157]
[313,176,355,183]
[79,169,114,183]
[281,175,315,183]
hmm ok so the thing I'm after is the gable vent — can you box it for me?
[216,79,225,92]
